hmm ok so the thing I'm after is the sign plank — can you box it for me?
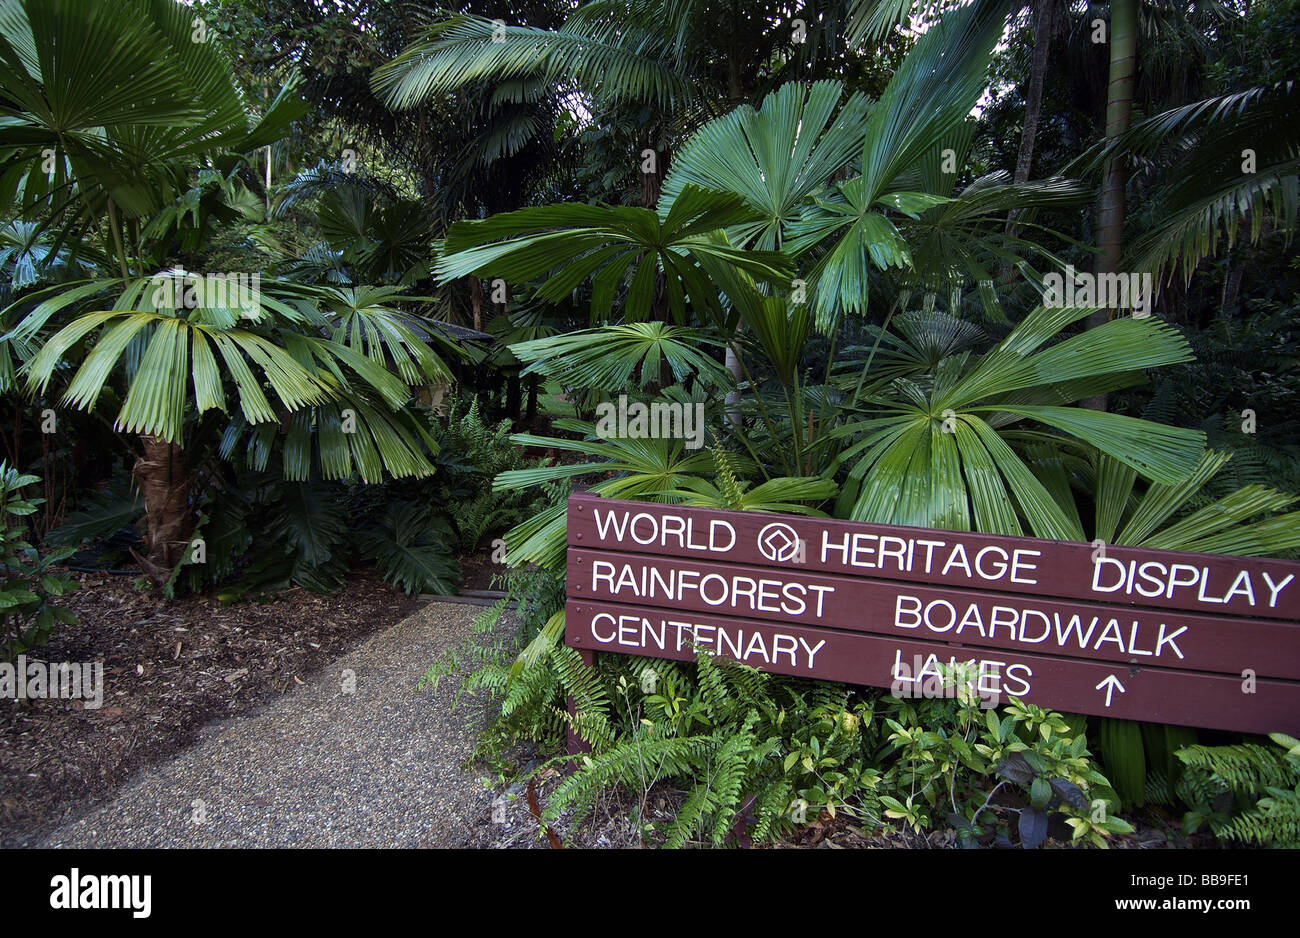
[566,600,1300,735]
[566,494,1300,621]
[567,548,1300,679]
[564,495,1300,735]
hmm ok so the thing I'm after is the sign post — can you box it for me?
[563,494,1300,738]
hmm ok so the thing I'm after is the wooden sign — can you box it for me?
[564,494,1300,734]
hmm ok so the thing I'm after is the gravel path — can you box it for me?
[36,601,501,848]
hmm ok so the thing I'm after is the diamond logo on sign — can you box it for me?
[757,522,801,563]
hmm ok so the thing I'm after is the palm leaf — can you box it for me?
[372,11,694,112]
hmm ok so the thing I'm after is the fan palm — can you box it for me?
[657,80,874,251]
[310,187,433,285]
[828,302,1206,536]
[0,0,306,267]
[0,220,93,293]
[0,1,474,582]
[784,0,1011,329]
[433,186,794,324]
[1079,446,1300,806]
[508,321,732,391]
[1091,450,1300,556]
[659,77,1088,325]
[9,274,443,577]
[493,427,831,569]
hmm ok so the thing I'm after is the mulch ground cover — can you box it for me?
[0,568,418,847]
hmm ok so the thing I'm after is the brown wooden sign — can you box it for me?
[564,494,1300,734]
[566,549,1300,679]
[567,495,1300,620]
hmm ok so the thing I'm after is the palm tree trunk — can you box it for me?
[1084,0,1138,411]
[1013,2,1055,189]
[105,196,130,280]
[640,156,663,210]
[132,435,193,584]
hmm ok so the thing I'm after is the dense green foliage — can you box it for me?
[1174,733,1300,847]
[1,0,1296,848]
[0,464,77,657]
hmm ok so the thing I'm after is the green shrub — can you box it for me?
[0,464,77,659]
[440,598,1130,847]
[543,648,878,847]
[876,690,1130,848]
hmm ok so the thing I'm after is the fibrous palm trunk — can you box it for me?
[470,275,483,332]
[722,47,750,432]
[133,435,193,584]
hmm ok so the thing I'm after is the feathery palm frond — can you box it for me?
[372,10,694,112]
[1080,81,1300,285]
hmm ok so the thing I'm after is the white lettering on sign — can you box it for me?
[1091,558,1294,608]
[594,507,735,553]
[586,503,1297,617]
[890,648,1032,697]
[819,531,1041,586]
[587,612,826,670]
[590,559,834,618]
[892,594,1188,660]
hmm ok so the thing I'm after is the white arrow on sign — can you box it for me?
[1095,674,1127,708]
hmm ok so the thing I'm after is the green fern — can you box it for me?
[548,733,718,827]
[712,449,748,510]
[1177,742,1295,792]
[1220,784,1300,846]
[1176,736,1300,846]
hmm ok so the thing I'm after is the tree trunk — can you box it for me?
[470,275,483,331]
[640,158,663,210]
[1011,1,1055,193]
[1084,0,1138,412]
[724,339,744,430]
[722,28,751,434]
[1001,1,1056,279]
[132,435,192,585]
[526,373,539,424]
[506,370,521,420]
[1221,261,1245,312]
